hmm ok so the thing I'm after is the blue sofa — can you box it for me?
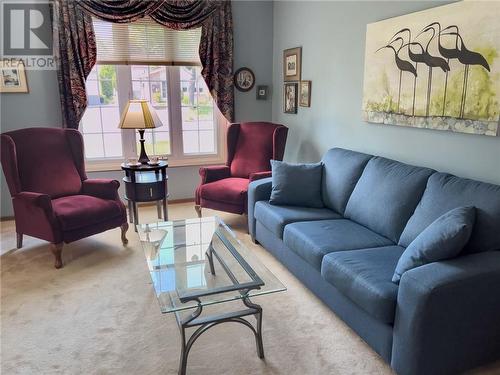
[248,148,500,375]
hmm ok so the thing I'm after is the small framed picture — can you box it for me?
[299,81,311,107]
[283,83,298,114]
[256,85,268,100]
[0,60,28,93]
[234,67,255,92]
[283,47,301,82]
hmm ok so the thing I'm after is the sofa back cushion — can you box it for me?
[399,173,500,253]
[230,122,282,178]
[344,157,434,243]
[3,128,83,198]
[321,148,372,214]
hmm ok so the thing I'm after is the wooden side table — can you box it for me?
[121,161,168,230]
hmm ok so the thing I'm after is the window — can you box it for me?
[81,66,122,158]
[81,18,226,169]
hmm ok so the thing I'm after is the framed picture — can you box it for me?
[283,83,298,114]
[234,67,255,92]
[256,85,268,100]
[299,81,311,107]
[0,60,28,93]
[283,47,301,82]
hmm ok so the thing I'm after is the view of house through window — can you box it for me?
[81,64,219,164]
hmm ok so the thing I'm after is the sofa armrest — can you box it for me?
[199,165,231,184]
[12,192,60,242]
[247,177,273,239]
[249,171,272,182]
[82,179,120,200]
[392,251,500,375]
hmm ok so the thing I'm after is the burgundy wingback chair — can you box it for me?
[195,122,288,216]
[1,127,128,269]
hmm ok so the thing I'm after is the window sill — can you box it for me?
[85,156,226,172]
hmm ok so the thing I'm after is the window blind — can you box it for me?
[92,17,201,66]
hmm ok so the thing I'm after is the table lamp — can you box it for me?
[118,99,163,164]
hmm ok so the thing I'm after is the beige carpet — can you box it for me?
[1,203,499,375]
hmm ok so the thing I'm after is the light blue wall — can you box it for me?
[0,0,274,217]
[272,1,500,185]
[233,0,273,121]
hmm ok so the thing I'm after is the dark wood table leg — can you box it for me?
[128,200,134,224]
[162,198,168,221]
[157,201,162,219]
[133,201,139,232]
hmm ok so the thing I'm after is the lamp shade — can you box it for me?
[118,100,163,129]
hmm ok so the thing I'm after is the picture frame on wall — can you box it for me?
[256,85,268,100]
[283,83,298,114]
[0,60,28,93]
[299,81,311,107]
[283,47,301,82]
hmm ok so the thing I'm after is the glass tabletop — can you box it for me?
[137,217,286,313]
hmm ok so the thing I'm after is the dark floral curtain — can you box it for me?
[53,0,96,130]
[54,0,234,129]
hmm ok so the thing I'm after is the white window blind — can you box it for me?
[93,17,201,66]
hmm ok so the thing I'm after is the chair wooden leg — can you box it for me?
[121,222,129,245]
[16,233,23,249]
[51,243,63,269]
[195,205,202,218]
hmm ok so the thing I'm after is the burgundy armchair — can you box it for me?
[1,127,128,269]
[195,122,288,216]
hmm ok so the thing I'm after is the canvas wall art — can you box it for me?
[362,1,500,136]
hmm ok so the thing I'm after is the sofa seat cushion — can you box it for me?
[283,219,394,271]
[254,201,340,238]
[52,195,123,231]
[199,178,249,204]
[321,246,405,324]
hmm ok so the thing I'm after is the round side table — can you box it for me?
[121,161,168,230]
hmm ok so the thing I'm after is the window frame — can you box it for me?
[83,64,227,172]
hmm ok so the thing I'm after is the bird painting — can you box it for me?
[376,36,417,113]
[362,0,499,137]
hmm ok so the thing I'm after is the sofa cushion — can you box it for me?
[344,157,434,243]
[321,148,372,214]
[321,246,405,324]
[199,178,249,204]
[270,160,324,208]
[393,206,475,284]
[283,219,394,271]
[254,201,340,238]
[399,173,500,253]
[52,195,124,231]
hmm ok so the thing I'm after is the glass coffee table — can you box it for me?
[137,217,286,375]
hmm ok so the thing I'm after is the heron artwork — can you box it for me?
[362,1,499,136]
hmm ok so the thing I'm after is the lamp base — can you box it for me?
[137,129,150,164]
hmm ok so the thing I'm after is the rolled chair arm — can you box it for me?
[82,179,120,200]
[392,251,500,375]
[249,171,272,182]
[247,177,273,239]
[12,191,60,243]
[14,191,53,211]
[199,165,231,184]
